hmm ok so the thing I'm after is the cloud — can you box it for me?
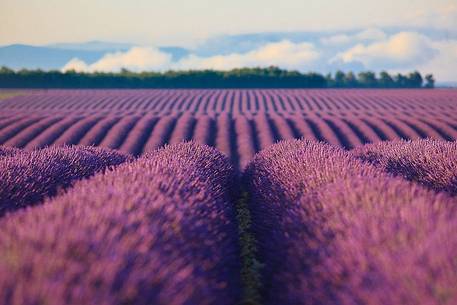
[60,32,457,82]
[320,34,352,46]
[332,32,438,69]
[62,58,91,72]
[62,41,320,72]
[416,40,457,82]
[320,28,387,46]
[354,28,387,41]
[62,47,172,72]
[174,40,319,70]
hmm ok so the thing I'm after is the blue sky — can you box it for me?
[1,0,457,81]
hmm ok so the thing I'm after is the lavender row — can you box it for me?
[293,177,457,305]
[2,89,456,114]
[0,142,240,305]
[1,112,456,166]
[244,140,380,304]
[245,139,457,304]
[0,145,130,216]
[352,139,457,195]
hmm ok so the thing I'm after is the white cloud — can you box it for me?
[329,31,457,81]
[417,40,457,82]
[174,40,319,70]
[60,32,457,82]
[332,32,438,69]
[62,41,320,72]
[62,47,172,72]
[62,58,91,72]
[354,28,387,41]
[321,28,387,46]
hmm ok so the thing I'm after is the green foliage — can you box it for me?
[425,74,435,88]
[0,66,433,88]
[379,71,395,88]
[357,71,377,88]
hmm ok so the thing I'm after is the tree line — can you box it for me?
[0,66,435,88]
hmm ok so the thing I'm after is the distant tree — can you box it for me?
[357,71,377,88]
[379,71,395,88]
[0,67,434,89]
[344,72,358,87]
[334,71,346,88]
[424,74,435,88]
[0,66,14,74]
[394,73,408,88]
[266,66,282,76]
[120,68,132,75]
[406,71,423,88]
[325,73,334,87]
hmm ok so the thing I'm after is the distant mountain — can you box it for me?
[0,42,190,70]
[0,44,106,70]
[47,41,134,51]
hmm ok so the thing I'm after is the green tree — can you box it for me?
[424,74,435,88]
[0,67,433,89]
[357,71,377,88]
[406,71,423,88]
[344,72,358,87]
[394,73,407,88]
[379,71,395,88]
[325,73,334,87]
[334,71,345,87]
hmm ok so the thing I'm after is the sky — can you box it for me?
[2,0,456,46]
[2,0,457,81]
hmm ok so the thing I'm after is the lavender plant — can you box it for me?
[0,145,20,157]
[0,142,240,305]
[245,139,457,304]
[0,145,130,216]
[352,139,457,195]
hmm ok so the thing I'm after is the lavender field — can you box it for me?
[0,89,456,305]
[1,89,456,168]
